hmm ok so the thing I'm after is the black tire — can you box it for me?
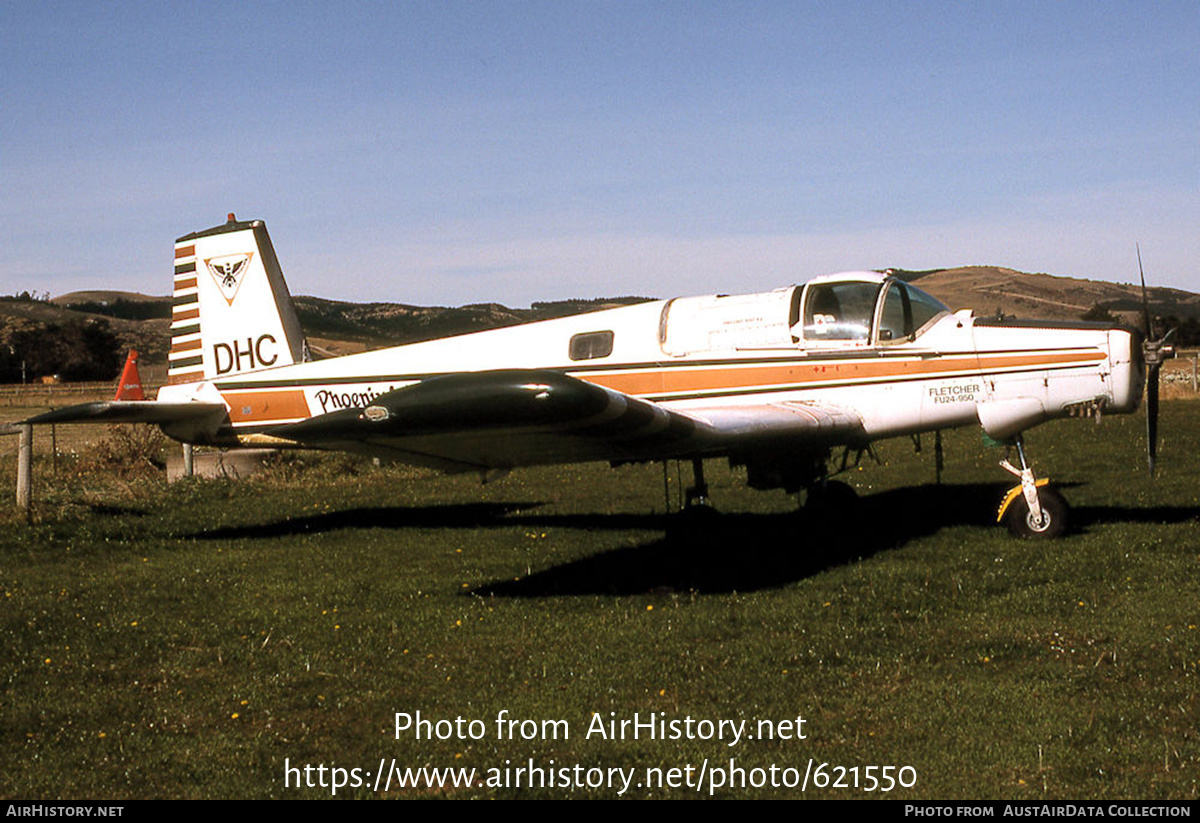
[1004,487,1069,538]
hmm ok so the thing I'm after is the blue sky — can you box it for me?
[2,1,1196,306]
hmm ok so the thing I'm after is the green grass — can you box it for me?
[2,404,1198,798]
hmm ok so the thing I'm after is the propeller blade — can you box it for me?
[1137,243,1153,337]
[1146,361,1159,477]
[1136,246,1174,477]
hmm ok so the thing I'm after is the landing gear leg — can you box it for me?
[1003,436,1043,526]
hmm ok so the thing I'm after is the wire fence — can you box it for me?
[0,381,165,406]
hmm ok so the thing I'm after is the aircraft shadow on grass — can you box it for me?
[87,504,151,518]
[187,501,548,540]
[474,483,999,596]
[473,483,1199,596]
[1069,502,1200,529]
[182,483,1196,596]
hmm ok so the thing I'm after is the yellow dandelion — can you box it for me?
[646,605,653,611]
[231,713,239,719]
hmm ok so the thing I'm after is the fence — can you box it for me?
[1166,349,1199,393]
[0,380,164,406]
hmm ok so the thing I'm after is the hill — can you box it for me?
[892,266,1200,325]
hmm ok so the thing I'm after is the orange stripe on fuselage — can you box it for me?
[579,350,1104,397]
[222,390,311,424]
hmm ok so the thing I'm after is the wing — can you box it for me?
[272,369,866,472]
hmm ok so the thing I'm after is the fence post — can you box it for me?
[16,424,32,514]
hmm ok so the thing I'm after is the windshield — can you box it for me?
[907,283,950,332]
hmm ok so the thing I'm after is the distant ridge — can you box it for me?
[885,265,1200,324]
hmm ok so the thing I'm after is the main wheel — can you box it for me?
[1004,487,1069,538]
[805,480,859,513]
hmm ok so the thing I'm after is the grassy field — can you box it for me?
[1,402,1197,799]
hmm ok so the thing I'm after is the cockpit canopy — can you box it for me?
[659,272,951,356]
[795,274,950,346]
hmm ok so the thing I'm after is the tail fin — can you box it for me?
[168,214,309,385]
[114,350,145,400]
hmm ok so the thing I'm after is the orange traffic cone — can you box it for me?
[114,350,145,401]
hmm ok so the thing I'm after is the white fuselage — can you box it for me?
[157,273,1142,454]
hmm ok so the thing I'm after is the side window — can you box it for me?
[801,283,880,341]
[569,330,614,361]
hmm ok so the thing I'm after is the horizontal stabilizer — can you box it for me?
[24,401,227,426]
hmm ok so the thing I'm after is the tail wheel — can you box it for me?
[1004,487,1069,538]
